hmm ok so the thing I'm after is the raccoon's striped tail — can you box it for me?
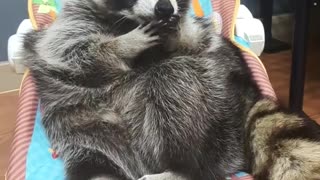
[246,98,320,180]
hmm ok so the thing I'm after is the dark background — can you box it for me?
[241,0,293,17]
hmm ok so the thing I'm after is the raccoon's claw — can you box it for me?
[139,22,162,36]
[158,15,180,36]
[168,14,180,24]
[132,23,161,48]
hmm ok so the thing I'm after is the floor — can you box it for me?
[260,37,320,123]
[0,91,19,180]
[0,46,319,179]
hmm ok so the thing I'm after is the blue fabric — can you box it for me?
[199,0,214,17]
[26,103,65,180]
[55,0,62,13]
[189,0,214,17]
[234,36,250,48]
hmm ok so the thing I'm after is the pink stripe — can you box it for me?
[8,143,30,167]
[11,129,34,146]
[212,0,235,38]
[8,161,27,180]
[16,112,37,125]
[33,5,54,27]
[255,81,276,98]
[220,6,234,17]
[250,71,268,78]
[258,84,275,93]
[258,83,276,93]
[10,128,33,143]
[18,88,36,100]
[12,126,34,138]
[19,76,33,88]
[18,93,36,105]
[16,104,37,116]
[250,73,270,82]
[12,126,34,137]
[15,112,36,127]
[7,148,29,176]
[16,100,37,115]
[18,87,34,98]
[252,75,271,85]
[17,92,37,107]
[7,73,38,180]
[15,118,37,131]
[7,147,30,178]
[252,74,272,84]
[8,151,29,172]
[258,87,277,98]
[16,107,38,122]
[9,138,33,160]
[240,50,276,99]
[13,118,35,137]
[247,61,264,67]
[36,16,53,26]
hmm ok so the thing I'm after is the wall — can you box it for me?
[0,0,28,61]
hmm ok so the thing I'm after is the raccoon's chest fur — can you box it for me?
[132,45,172,69]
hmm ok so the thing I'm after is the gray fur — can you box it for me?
[23,0,261,179]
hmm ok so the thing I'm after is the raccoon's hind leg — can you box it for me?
[43,108,145,180]
[53,122,143,180]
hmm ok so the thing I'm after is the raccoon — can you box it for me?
[23,0,261,179]
[246,98,320,180]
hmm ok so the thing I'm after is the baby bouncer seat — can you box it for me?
[6,0,276,179]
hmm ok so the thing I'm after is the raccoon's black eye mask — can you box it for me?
[112,0,138,10]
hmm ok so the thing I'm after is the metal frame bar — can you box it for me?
[289,0,311,112]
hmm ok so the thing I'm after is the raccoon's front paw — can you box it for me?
[156,15,181,52]
[158,15,180,37]
[167,15,180,30]
[128,22,163,49]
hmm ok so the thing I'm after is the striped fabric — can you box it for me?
[28,0,58,30]
[6,0,276,179]
[211,0,237,39]
[6,75,38,180]
[241,51,276,99]
[31,5,55,29]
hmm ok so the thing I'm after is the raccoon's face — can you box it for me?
[94,0,190,22]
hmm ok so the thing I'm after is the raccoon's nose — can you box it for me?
[155,0,174,18]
